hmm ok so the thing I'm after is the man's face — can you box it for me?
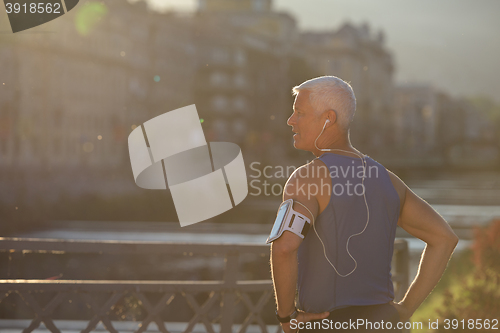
[287,90,323,152]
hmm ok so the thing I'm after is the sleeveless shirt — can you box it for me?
[297,152,400,313]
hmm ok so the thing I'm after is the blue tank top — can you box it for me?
[297,152,400,313]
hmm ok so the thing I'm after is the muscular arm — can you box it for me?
[388,171,459,320]
[271,170,318,318]
[271,159,331,322]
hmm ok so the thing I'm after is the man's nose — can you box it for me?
[287,114,296,126]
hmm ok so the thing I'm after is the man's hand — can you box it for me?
[280,310,330,333]
[390,301,413,322]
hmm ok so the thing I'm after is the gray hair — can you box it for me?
[292,76,356,130]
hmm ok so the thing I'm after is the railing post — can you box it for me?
[220,251,239,333]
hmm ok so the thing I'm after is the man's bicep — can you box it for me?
[283,173,319,224]
[399,187,456,245]
[271,174,319,253]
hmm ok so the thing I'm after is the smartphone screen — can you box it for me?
[268,200,290,241]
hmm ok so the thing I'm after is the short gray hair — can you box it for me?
[292,76,356,130]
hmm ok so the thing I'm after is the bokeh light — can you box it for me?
[75,2,108,36]
[82,142,94,153]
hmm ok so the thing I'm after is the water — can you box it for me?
[10,228,471,254]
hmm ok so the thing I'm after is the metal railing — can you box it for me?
[0,237,409,333]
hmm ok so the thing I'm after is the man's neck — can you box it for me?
[312,132,361,158]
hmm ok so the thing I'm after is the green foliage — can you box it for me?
[412,221,500,332]
[434,220,500,332]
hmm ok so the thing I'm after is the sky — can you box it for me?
[148,0,500,102]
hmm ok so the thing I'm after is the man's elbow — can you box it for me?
[451,232,459,247]
[427,230,459,253]
[444,231,459,252]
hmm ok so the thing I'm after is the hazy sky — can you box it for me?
[148,0,500,102]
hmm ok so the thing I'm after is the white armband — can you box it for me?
[266,199,311,244]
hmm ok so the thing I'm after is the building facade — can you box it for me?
[300,23,394,154]
[0,0,196,170]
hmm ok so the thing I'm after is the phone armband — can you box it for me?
[266,199,311,244]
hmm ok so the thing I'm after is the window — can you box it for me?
[234,73,247,87]
[232,119,246,134]
[210,71,228,86]
[233,96,247,111]
[212,95,228,111]
[213,120,228,135]
[234,49,246,66]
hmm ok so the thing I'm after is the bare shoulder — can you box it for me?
[284,159,331,213]
[285,159,329,190]
[385,168,407,215]
[286,159,328,183]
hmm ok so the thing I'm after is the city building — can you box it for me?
[300,23,394,154]
[0,0,195,170]
[194,0,305,164]
[393,84,440,156]
[393,84,499,167]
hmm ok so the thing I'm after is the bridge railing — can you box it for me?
[0,237,409,333]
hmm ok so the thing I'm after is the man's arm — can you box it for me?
[271,184,317,318]
[270,163,329,332]
[388,172,459,320]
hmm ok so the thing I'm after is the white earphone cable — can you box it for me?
[297,119,370,277]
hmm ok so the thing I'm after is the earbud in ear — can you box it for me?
[325,119,330,124]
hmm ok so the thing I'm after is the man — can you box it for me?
[269,76,458,332]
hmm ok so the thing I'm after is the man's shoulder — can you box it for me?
[385,168,407,213]
[283,159,331,203]
[283,159,331,206]
[287,159,329,184]
[385,168,406,190]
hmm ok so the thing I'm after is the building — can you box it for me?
[194,0,306,164]
[393,84,499,167]
[0,0,196,170]
[0,0,201,205]
[393,84,440,156]
[300,23,394,154]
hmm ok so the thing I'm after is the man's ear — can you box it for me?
[326,109,338,125]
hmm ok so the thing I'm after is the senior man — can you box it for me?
[269,76,458,332]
